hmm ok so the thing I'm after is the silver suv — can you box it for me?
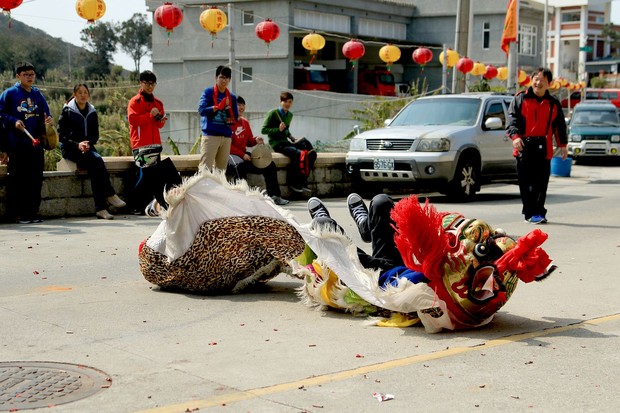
[346,93,517,199]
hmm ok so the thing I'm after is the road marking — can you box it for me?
[135,313,620,412]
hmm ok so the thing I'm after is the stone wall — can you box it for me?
[0,153,350,220]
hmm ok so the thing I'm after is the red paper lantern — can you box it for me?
[483,64,498,80]
[0,0,23,28]
[255,19,280,45]
[155,2,183,35]
[456,57,474,74]
[342,39,365,66]
[412,47,433,66]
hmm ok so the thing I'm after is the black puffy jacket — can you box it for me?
[57,98,99,158]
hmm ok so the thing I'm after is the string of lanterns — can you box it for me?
[3,0,585,92]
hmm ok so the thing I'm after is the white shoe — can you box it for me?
[96,210,114,220]
[107,194,127,208]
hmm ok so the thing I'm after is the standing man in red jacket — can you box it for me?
[128,70,181,215]
[506,67,568,224]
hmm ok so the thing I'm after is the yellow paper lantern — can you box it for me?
[200,7,227,37]
[302,33,326,54]
[470,61,486,76]
[559,77,569,87]
[379,44,401,68]
[439,48,459,68]
[75,0,106,24]
[549,80,560,90]
[518,70,527,84]
[496,66,508,81]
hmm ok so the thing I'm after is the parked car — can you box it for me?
[583,89,620,108]
[567,101,620,160]
[346,93,517,200]
[560,91,583,109]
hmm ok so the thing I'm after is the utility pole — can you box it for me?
[453,0,470,94]
[228,3,236,93]
[542,0,548,68]
[507,0,520,94]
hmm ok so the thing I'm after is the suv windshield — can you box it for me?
[572,109,619,127]
[390,98,481,127]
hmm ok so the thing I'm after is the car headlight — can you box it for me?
[611,135,620,143]
[569,134,582,142]
[349,138,365,151]
[416,138,450,152]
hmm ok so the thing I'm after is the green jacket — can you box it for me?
[261,107,293,149]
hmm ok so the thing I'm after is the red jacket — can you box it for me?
[128,90,166,149]
[229,116,257,158]
[506,88,567,160]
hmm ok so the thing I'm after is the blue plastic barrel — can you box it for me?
[550,156,572,177]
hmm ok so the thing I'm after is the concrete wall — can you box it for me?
[0,153,350,221]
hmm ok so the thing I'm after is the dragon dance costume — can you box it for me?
[138,171,555,332]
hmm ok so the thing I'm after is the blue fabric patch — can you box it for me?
[379,266,428,288]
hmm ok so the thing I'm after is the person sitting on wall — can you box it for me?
[227,96,289,206]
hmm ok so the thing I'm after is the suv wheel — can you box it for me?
[447,155,480,201]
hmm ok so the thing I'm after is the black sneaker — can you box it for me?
[347,193,370,242]
[271,196,290,206]
[144,199,160,217]
[307,197,330,219]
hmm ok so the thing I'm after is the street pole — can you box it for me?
[507,0,520,94]
[442,44,448,94]
[452,0,470,94]
[228,3,236,93]
[542,0,548,68]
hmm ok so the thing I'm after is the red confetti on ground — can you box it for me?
[355,354,364,358]
[33,271,39,275]
[208,342,218,346]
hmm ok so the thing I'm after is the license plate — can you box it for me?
[374,158,394,170]
[587,143,606,149]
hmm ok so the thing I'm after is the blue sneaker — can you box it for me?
[527,215,545,224]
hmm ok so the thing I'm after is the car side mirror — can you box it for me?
[353,125,361,135]
[484,117,503,130]
[384,118,393,127]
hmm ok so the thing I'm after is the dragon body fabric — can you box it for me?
[138,171,555,332]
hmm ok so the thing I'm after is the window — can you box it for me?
[484,101,505,126]
[482,21,490,49]
[241,67,252,82]
[561,11,580,23]
[518,24,537,56]
[242,10,254,25]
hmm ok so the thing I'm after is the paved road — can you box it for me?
[1,162,619,412]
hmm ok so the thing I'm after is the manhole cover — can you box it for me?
[0,362,111,411]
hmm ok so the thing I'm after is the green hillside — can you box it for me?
[0,14,95,77]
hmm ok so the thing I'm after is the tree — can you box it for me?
[117,13,151,74]
[80,22,118,78]
[601,23,620,57]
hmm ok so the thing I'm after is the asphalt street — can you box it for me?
[1,162,619,413]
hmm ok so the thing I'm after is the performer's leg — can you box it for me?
[367,194,404,269]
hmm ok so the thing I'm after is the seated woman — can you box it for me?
[58,84,126,219]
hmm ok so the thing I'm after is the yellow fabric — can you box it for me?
[313,262,342,309]
[377,313,420,328]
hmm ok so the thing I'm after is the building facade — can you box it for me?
[145,0,560,150]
